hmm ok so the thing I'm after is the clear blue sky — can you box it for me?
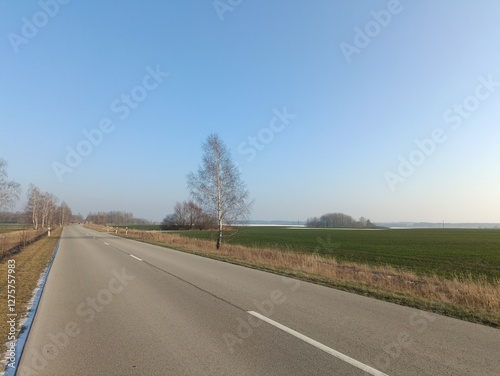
[1,0,499,223]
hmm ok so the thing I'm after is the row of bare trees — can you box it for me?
[160,200,217,230]
[25,184,75,229]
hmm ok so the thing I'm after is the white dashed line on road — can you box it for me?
[130,254,143,261]
[248,311,388,376]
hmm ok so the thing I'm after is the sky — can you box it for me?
[1,0,499,223]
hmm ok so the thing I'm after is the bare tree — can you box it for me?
[196,211,217,230]
[173,200,204,229]
[0,158,21,210]
[26,184,42,229]
[187,134,251,249]
[25,187,59,229]
[58,201,72,226]
[186,200,203,229]
[40,192,58,228]
[173,201,188,228]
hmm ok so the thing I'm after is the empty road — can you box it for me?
[17,225,499,375]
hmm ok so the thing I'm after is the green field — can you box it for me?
[171,226,500,281]
[0,224,29,233]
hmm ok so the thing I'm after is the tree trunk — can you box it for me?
[216,221,222,249]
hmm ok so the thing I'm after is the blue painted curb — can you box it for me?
[4,240,60,376]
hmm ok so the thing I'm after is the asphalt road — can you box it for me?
[17,225,499,375]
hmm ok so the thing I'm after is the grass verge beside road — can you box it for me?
[0,227,48,260]
[0,227,62,367]
[87,225,500,327]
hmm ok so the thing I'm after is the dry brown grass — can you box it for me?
[87,225,500,326]
[0,227,62,364]
[0,228,47,260]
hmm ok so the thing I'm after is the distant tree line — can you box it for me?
[160,200,217,230]
[85,211,151,226]
[0,211,25,224]
[306,212,376,228]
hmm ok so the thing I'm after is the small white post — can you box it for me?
[48,227,51,237]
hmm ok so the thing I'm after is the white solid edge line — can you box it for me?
[247,311,389,376]
[130,254,143,262]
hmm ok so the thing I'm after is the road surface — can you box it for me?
[17,225,499,375]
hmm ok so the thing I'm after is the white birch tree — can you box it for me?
[187,134,251,249]
[26,184,42,229]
